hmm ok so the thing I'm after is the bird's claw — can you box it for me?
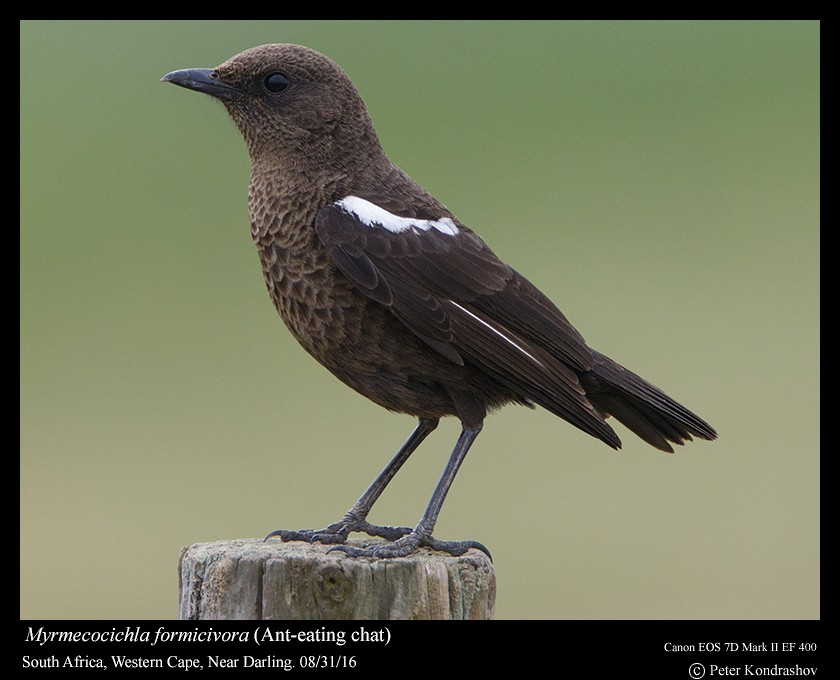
[265,527,346,545]
[264,516,413,546]
[327,532,492,561]
[266,519,490,560]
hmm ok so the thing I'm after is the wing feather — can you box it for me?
[314,196,620,447]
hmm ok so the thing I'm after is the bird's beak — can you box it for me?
[161,68,241,100]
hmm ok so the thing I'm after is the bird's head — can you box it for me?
[162,44,382,171]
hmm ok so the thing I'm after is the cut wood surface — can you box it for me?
[179,538,495,620]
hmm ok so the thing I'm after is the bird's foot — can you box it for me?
[327,524,491,560]
[265,512,412,546]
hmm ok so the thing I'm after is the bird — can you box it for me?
[162,44,716,560]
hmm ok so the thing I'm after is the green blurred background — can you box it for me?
[20,20,819,619]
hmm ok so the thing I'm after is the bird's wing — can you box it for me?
[315,194,619,446]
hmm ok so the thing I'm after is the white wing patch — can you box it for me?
[336,196,460,236]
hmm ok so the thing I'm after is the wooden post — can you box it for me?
[178,538,495,620]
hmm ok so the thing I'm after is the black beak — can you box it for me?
[161,68,241,100]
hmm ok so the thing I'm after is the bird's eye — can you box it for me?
[263,72,290,93]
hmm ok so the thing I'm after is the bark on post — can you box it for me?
[178,538,495,620]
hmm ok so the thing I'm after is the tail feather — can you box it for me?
[582,350,717,453]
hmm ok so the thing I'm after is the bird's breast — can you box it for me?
[256,234,355,358]
[248,171,358,357]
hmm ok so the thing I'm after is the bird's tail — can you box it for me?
[581,351,717,453]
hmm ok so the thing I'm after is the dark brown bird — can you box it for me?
[162,44,716,559]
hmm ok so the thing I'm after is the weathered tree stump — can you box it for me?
[178,538,495,620]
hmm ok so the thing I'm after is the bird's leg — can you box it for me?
[266,418,438,545]
[329,422,490,560]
